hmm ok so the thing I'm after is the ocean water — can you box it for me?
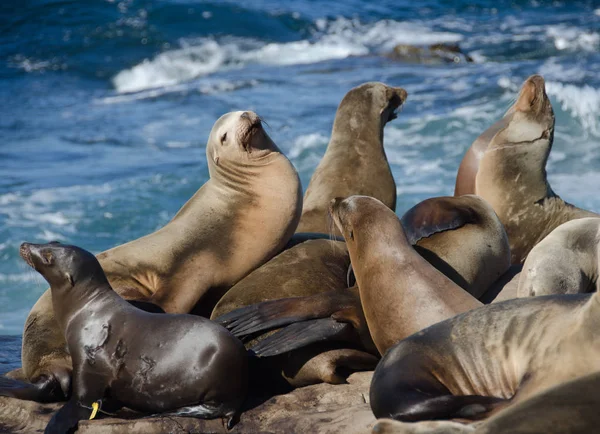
[1,0,599,373]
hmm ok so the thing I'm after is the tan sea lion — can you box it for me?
[369,289,600,422]
[218,194,508,368]
[14,111,302,402]
[297,82,407,235]
[518,217,600,297]
[401,195,510,299]
[371,371,600,434]
[454,109,514,196]
[330,195,482,355]
[15,242,247,434]
[474,74,598,264]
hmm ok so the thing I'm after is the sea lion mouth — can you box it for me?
[238,112,263,153]
[384,88,408,123]
[20,243,35,269]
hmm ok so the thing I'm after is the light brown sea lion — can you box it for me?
[454,108,514,197]
[518,217,600,297]
[369,289,600,423]
[371,368,600,434]
[330,195,482,355]
[15,111,302,402]
[15,242,247,434]
[474,74,598,264]
[401,195,510,299]
[297,82,407,235]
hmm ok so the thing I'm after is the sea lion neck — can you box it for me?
[330,105,385,152]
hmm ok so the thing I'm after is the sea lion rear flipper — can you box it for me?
[250,318,354,357]
[45,398,92,434]
[0,375,67,403]
[215,297,323,337]
[389,392,507,422]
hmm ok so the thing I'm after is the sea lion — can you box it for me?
[297,82,407,235]
[18,242,247,434]
[369,289,600,422]
[212,240,378,387]
[401,195,510,299]
[218,194,509,356]
[15,110,301,402]
[479,264,522,304]
[474,74,598,264]
[388,43,473,64]
[371,372,600,434]
[454,110,514,197]
[330,195,482,355]
[518,217,600,297]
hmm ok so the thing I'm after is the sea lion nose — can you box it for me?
[241,111,260,126]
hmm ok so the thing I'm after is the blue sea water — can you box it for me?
[0,0,599,373]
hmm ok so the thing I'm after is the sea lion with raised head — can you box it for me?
[218,194,509,358]
[518,217,600,297]
[297,82,407,235]
[18,242,247,434]
[369,289,600,423]
[474,75,598,264]
[330,195,482,355]
[12,110,301,403]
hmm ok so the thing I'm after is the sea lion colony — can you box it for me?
[1,75,599,434]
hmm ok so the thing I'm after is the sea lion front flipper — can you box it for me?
[250,318,355,357]
[44,398,92,434]
[0,375,67,403]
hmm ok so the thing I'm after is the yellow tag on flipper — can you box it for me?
[89,401,100,420]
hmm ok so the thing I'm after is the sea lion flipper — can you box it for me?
[250,318,353,357]
[45,398,91,434]
[0,375,66,403]
[216,297,322,337]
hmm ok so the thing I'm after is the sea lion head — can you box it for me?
[334,83,408,138]
[490,74,554,150]
[329,195,404,262]
[207,111,278,169]
[20,242,107,290]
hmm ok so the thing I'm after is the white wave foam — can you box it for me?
[545,25,599,51]
[546,82,600,136]
[112,17,461,94]
[287,133,329,159]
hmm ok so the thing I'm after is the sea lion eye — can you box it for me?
[220,132,227,144]
[349,230,354,241]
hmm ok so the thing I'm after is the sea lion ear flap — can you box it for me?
[65,273,74,287]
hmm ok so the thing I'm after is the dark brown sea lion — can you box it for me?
[18,242,247,434]
[330,195,482,355]
[15,110,301,403]
[474,75,598,264]
[212,239,378,387]
[518,217,600,297]
[297,82,407,235]
[369,289,600,423]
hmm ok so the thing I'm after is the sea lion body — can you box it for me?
[17,111,301,402]
[370,292,600,422]
[518,217,600,297]
[297,82,406,235]
[474,75,597,264]
[19,242,247,434]
[330,195,481,355]
[401,195,510,299]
